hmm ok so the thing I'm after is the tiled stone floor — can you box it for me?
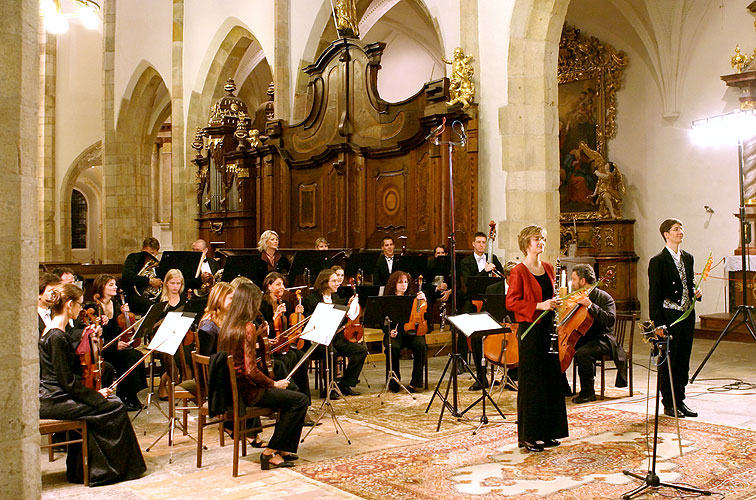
[41,332,756,499]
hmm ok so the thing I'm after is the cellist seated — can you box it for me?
[569,264,628,404]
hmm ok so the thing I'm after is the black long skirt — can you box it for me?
[40,395,146,486]
[516,320,569,443]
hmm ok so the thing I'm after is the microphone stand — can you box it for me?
[424,119,471,431]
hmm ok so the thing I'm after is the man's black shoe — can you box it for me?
[518,441,544,452]
[339,384,360,396]
[572,394,597,404]
[678,403,698,418]
[541,439,560,447]
[469,382,483,391]
[328,390,341,400]
[663,406,684,418]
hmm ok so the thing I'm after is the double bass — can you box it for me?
[404,275,428,336]
[556,269,614,372]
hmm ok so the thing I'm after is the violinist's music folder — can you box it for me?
[149,311,196,355]
[300,303,347,346]
[447,312,505,338]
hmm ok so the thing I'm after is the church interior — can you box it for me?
[5,0,756,498]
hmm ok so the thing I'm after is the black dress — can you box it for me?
[39,328,146,486]
[516,272,569,443]
[97,297,147,402]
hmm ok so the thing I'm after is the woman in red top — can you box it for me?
[506,225,568,452]
[217,282,308,469]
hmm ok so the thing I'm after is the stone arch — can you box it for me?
[59,141,102,262]
[104,62,170,259]
[498,0,570,260]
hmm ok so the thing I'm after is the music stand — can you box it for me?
[156,251,202,282]
[130,303,172,423]
[289,250,337,283]
[445,312,507,434]
[344,251,381,280]
[143,311,196,463]
[299,303,350,444]
[363,295,415,400]
[397,255,428,280]
[219,254,257,282]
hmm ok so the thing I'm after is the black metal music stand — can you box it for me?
[622,324,713,499]
[691,136,756,381]
[289,250,337,284]
[219,254,257,283]
[156,251,202,282]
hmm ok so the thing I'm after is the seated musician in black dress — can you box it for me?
[218,282,308,469]
[39,284,146,485]
[90,274,147,411]
[383,271,428,392]
[303,269,367,398]
[154,268,187,400]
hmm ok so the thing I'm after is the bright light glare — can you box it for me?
[44,11,69,34]
[690,110,756,146]
[39,0,57,16]
[77,4,100,29]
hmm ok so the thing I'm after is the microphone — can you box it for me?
[423,117,446,140]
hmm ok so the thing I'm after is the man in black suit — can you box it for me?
[459,232,504,390]
[188,238,220,293]
[373,236,400,287]
[648,218,702,418]
[122,237,163,315]
[570,264,627,403]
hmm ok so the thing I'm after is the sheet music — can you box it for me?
[347,297,360,320]
[301,303,347,346]
[148,312,195,355]
[447,312,503,337]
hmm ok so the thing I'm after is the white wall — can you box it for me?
[114,0,172,124]
[565,0,749,317]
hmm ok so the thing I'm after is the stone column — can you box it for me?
[38,27,57,262]
[101,0,118,261]
[171,0,194,251]
[274,0,291,121]
[0,0,41,498]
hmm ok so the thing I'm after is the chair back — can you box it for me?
[614,313,637,351]
[225,354,240,417]
[191,352,211,406]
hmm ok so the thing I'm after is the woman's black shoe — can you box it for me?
[281,452,299,461]
[518,441,544,452]
[541,439,560,447]
[260,452,295,470]
[248,436,266,448]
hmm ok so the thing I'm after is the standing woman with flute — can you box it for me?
[39,284,146,486]
[506,225,568,452]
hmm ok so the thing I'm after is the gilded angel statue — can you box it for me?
[443,47,475,108]
[578,142,626,219]
[334,0,359,37]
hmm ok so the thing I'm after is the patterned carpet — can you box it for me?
[295,405,756,499]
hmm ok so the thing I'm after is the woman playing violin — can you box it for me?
[260,272,312,411]
[505,225,568,452]
[218,282,309,469]
[92,274,147,411]
[39,284,146,485]
[383,271,428,393]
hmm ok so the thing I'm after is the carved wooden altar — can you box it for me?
[194,37,479,252]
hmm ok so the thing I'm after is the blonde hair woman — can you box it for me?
[255,230,290,285]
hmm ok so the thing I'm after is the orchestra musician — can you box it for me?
[303,268,367,398]
[315,237,329,250]
[506,225,568,452]
[569,264,627,404]
[373,236,401,287]
[52,266,76,285]
[648,218,702,418]
[122,237,163,315]
[196,282,234,356]
[188,238,220,296]
[39,284,146,485]
[39,273,62,335]
[217,282,309,470]
[154,269,187,400]
[383,271,428,393]
[259,272,313,413]
[460,232,505,389]
[90,274,147,411]
[254,230,290,287]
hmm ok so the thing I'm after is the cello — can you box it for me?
[404,275,428,336]
[556,269,614,372]
[343,278,364,342]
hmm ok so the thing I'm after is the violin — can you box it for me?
[343,278,364,342]
[76,322,103,391]
[556,269,614,372]
[250,317,274,376]
[288,289,306,350]
[271,295,290,355]
[116,291,141,347]
[404,275,428,336]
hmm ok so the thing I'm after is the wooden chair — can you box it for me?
[191,352,278,476]
[39,418,88,486]
[572,312,636,399]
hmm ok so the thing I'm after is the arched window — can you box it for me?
[71,189,87,249]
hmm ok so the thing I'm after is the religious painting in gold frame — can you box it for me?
[558,26,627,220]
